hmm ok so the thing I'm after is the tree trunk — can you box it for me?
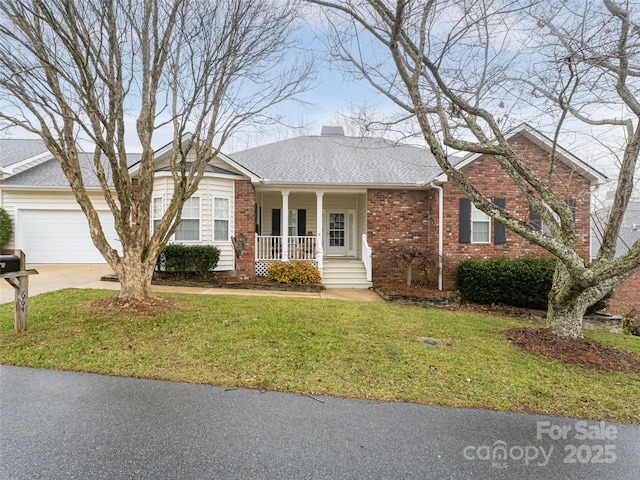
[111,255,157,302]
[545,260,588,338]
[546,294,587,339]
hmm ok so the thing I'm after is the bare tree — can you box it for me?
[311,0,640,338]
[0,0,313,303]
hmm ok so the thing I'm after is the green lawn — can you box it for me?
[1,289,639,423]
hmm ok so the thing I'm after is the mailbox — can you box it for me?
[0,255,21,274]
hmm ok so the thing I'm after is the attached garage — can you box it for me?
[17,210,117,264]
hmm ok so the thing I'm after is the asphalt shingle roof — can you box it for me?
[229,135,442,185]
[155,163,240,176]
[1,152,143,187]
[0,139,49,168]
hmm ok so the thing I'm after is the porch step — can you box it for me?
[322,259,372,289]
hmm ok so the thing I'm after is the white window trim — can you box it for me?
[213,196,231,243]
[471,204,491,244]
[174,196,201,243]
[151,196,163,234]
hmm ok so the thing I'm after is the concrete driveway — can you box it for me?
[0,264,114,304]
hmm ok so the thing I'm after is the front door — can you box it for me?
[325,211,348,255]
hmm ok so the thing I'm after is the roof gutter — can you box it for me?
[430,181,444,291]
[0,184,109,191]
[259,179,432,188]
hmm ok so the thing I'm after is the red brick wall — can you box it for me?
[608,270,640,317]
[367,189,430,283]
[223,179,256,280]
[440,135,592,289]
[366,135,593,289]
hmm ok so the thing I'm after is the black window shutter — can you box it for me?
[459,198,471,244]
[494,198,506,244]
[566,199,576,221]
[255,205,261,235]
[297,209,307,236]
[271,209,281,236]
[530,206,541,231]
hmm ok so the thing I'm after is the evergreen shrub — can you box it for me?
[458,256,556,310]
[0,208,12,247]
[266,261,321,284]
[457,256,612,312]
[156,244,220,275]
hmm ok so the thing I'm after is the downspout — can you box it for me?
[430,182,444,291]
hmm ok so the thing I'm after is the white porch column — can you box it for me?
[316,191,324,273]
[281,190,289,261]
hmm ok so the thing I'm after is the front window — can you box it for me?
[175,197,200,242]
[214,197,230,241]
[471,204,490,243]
[288,209,297,237]
[152,197,163,233]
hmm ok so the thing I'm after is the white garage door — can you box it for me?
[18,210,118,263]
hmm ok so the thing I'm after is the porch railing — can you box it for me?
[256,235,317,261]
[362,234,372,281]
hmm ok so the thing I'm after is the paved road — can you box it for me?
[1,366,638,479]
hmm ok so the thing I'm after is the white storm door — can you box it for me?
[325,211,348,255]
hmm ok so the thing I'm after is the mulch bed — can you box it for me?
[505,327,640,373]
[148,273,325,292]
[89,295,177,317]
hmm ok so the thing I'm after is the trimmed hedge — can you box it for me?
[156,244,220,275]
[457,256,555,310]
[266,261,321,284]
[0,208,12,247]
[456,256,612,313]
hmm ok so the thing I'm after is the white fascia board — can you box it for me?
[255,182,433,194]
[433,172,450,183]
[3,151,54,176]
[512,127,609,186]
[436,128,609,187]
[127,133,193,176]
[153,170,244,181]
[217,152,261,182]
[0,184,106,192]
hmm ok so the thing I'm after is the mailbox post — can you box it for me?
[0,249,38,333]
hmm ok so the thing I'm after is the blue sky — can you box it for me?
[0,3,624,187]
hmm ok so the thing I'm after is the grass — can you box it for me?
[1,288,639,423]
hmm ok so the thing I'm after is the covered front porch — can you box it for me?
[254,189,372,284]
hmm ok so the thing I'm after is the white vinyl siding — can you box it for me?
[152,176,235,271]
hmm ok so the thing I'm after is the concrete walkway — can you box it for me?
[0,264,384,304]
[1,366,638,480]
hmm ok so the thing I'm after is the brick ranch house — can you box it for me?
[140,124,607,289]
[0,125,609,293]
